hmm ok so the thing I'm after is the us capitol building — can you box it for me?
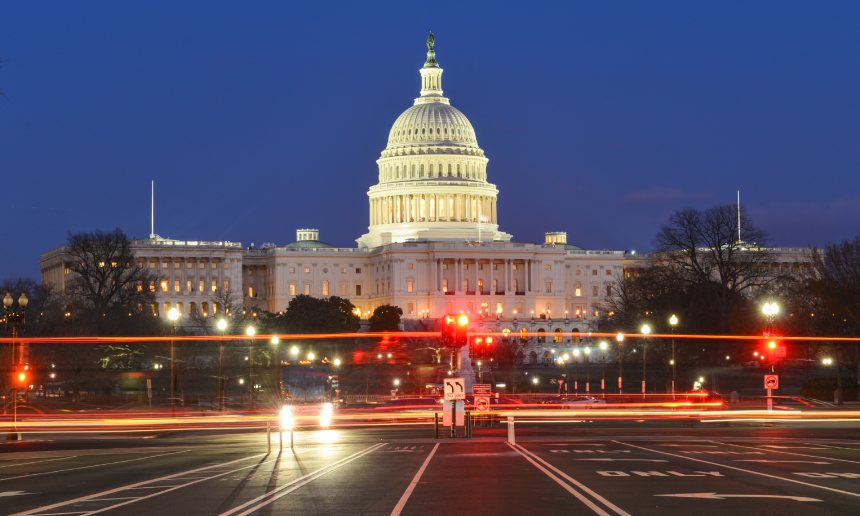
[40,35,808,348]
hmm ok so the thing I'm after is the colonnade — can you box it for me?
[428,258,538,294]
[370,193,496,225]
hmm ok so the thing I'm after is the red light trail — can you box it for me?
[1,330,859,345]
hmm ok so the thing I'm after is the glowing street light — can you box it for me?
[640,323,651,398]
[245,325,256,409]
[167,307,180,416]
[215,318,228,411]
[333,357,342,367]
[822,357,833,366]
[761,301,780,317]
[290,345,299,357]
[616,332,624,393]
[669,314,679,399]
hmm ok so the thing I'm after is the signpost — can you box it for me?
[444,378,466,400]
[764,374,779,411]
[475,397,490,412]
[443,378,466,436]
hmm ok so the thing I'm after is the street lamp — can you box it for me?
[761,301,780,375]
[167,307,180,416]
[640,324,651,398]
[668,314,679,399]
[215,318,228,411]
[245,325,256,409]
[598,340,608,396]
[583,346,592,395]
[3,292,28,440]
[616,332,624,394]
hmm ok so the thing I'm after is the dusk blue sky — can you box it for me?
[2,2,859,279]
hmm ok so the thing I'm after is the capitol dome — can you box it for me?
[357,33,511,249]
[386,102,479,149]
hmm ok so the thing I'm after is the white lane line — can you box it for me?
[507,444,610,516]
[807,443,860,452]
[714,441,860,465]
[510,443,631,516]
[219,443,386,516]
[0,457,76,469]
[0,450,190,483]
[734,460,831,465]
[615,441,860,500]
[390,443,439,516]
[11,453,267,516]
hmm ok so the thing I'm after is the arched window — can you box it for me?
[537,328,546,343]
[520,327,529,343]
[572,328,581,344]
[528,351,538,364]
[554,328,563,343]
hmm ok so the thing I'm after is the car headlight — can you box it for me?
[280,406,294,430]
[319,402,334,428]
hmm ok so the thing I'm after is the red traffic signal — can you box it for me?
[14,369,28,386]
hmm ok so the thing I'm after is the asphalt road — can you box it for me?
[1,423,859,515]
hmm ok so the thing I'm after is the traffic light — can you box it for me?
[13,369,28,388]
[454,314,469,347]
[440,316,455,347]
[471,336,495,359]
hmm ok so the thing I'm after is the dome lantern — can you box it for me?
[417,31,446,104]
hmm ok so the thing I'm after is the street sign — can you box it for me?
[442,400,465,426]
[764,374,779,390]
[473,383,492,396]
[444,378,466,400]
[475,396,490,412]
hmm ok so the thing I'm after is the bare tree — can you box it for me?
[62,229,157,336]
[654,204,775,332]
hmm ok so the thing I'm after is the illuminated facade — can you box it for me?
[41,35,624,349]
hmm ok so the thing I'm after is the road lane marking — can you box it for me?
[576,459,668,463]
[390,442,439,516]
[0,491,34,497]
[734,460,831,465]
[219,443,386,516]
[813,443,860,451]
[510,443,630,516]
[714,442,860,465]
[614,441,860,500]
[0,457,76,469]
[0,450,190,483]
[11,453,268,516]
[656,492,820,502]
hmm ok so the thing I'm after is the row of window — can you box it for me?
[139,279,231,294]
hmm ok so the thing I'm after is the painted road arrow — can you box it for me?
[0,491,33,498]
[656,493,820,502]
[576,458,668,462]
[734,460,830,464]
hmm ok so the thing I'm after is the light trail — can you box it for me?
[3,330,860,344]
[2,408,859,435]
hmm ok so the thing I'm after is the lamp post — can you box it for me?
[616,332,624,394]
[3,292,28,441]
[270,335,280,405]
[245,325,256,409]
[572,348,581,394]
[583,346,592,395]
[669,314,678,399]
[761,301,780,411]
[216,318,228,411]
[640,324,651,398]
[598,340,608,397]
[167,307,180,416]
